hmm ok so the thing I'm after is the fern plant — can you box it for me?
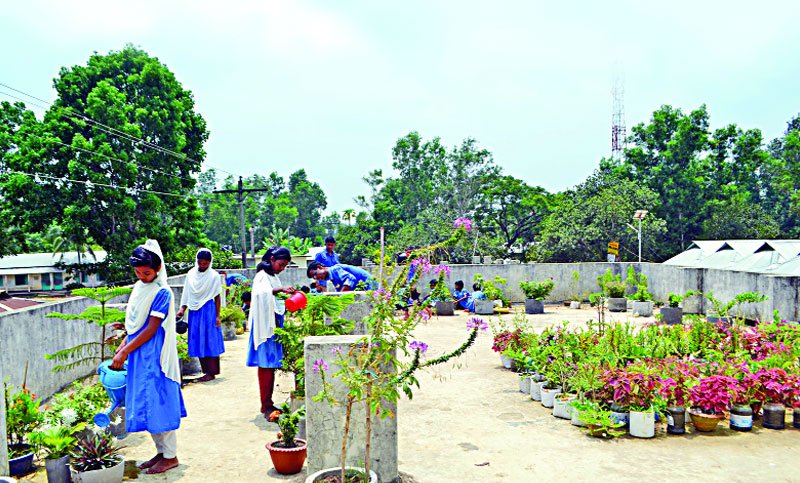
[46,286,132,373]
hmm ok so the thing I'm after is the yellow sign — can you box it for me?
[607,241,619,256]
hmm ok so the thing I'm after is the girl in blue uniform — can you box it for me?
[111,240,186,475]
[247,247,295,416]
[176,248,224,382]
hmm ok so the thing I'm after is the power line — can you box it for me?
[1,170,189,199]
[0,82,240,178]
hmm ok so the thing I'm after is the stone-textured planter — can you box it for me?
[221,320,237,340]
[45,455,71,483]
[181,357,202,376]
[569,301,581,309]
[525,299,544,314]
[471,256,482,264]
[660,307,683,325]
[632,301,653,317]
[474,299,494,315]
[435,301,455,316]
[306,467,378,483]
[608,297,627,312]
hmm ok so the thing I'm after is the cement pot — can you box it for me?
[474,299,495,315]
[305,467,378,483]
[660,307,683,325]
[70,458,125,483]
[608,298,627,312]
[45,455,71,483]
[221,320,237,341]
[569,301,581,309]
[632,301,653,317]
[525,299,544,314]
[435,301,455,316]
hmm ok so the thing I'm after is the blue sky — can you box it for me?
[3,1,800,215]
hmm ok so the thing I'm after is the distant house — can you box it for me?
[0,251,107,292]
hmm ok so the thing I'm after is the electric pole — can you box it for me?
[213,176,273,268]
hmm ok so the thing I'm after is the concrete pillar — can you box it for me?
[0,363,8,476]
[305,335,398,483]
[322,292,373,335]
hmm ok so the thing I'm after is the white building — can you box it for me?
[0,251,107,292]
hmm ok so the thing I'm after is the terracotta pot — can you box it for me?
[266,438,307,475]
[688,408,724,432]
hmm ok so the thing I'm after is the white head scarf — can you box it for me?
[180,248,221,311]
[250,268,285,349]
[125,239,181,384]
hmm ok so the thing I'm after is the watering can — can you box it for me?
[94,359,127,427]
[285,291,307,312]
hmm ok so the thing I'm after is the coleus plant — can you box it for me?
[755,367,790,404]
[689,375,737,414]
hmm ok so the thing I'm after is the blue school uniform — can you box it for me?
[126,289,187,433]
[187,298,225,358]
[453,289,475,311]
[314,250,340,287]
[246,314,284,368]
[327,264,377,291]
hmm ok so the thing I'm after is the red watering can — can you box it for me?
[285,291,307,312]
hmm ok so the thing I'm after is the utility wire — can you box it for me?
[1,170,189,199]
[0,82,239,178]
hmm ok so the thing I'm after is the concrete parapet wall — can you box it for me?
[304,335,398,482]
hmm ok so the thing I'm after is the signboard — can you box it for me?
[607,241,619,256]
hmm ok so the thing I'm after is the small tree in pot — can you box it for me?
[519,278,554,314]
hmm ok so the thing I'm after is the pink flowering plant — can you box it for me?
[312,219,482,481]
[688,375,736,414]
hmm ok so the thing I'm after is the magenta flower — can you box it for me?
[433,264,452,276]
[312,359,329,373]
[409,341,429,353]
[453,217,473,232]
[466,317,488,331]
[420,310,430,321]
[331,346,343,355]
[410,258,432,274]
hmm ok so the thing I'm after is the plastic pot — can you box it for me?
[540,385,562,408]
[629,409,655,438]
[666,406,685,435]
[762,402,786,430]
[730,403,753,432]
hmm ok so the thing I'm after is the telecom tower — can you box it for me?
[611,76,626,160]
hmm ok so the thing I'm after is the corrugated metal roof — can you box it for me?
[663,239,800,275]
[0,251,106,270]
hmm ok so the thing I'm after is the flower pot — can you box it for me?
[221,319,237,341]
[688,408,724,432]
[762,402,786,430]
[666,406,686,435]
[608,297,627,312]
[540,385,562,408]
[483,256,492,265]
[266,438,307,475]
[632,301,653,317]
[626,299,635,310]
[524,299,544,314]
[499,354,512,369]
[518,374,532,394]
[706,315,730,325]
[569,301,581,309]
[730,403,753,432]
[629,408,655,438]
[474,299,495,315]
[45,455,71,483]
[571,409,587,427]
[70,458,125,483]
[305,466,378,483]
[610,402,629,427]
[793,410,800,429]
[8,445,34,477]
[552,394,576,419]
[529,379,545,401]
[471,255,482,264]
[435,301,455,316]
[180,356,202,376]
[660,307,683,325]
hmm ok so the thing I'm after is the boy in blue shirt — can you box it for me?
[307,262,377,292]
[313,236,340,292]
[453,280,475,312]
[472,282,487,301]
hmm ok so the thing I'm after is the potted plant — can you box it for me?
[729,364,759,432]
[474,273,509,309]
[430,265,455,316]
[630,285,653,317]
[756,367,789,430]
[598,270,626,312]
[661,293,684,325]
[519,279,554,314]
[688,375,736,432]
[266,402,307,475]
[69,430,124,483]
[219,305,245,341]
[28,423,85,483]
[568,271,582,309]
[177,333,201,376]
[4,384,41,477]
[609,369,661,438]
[575,403,625,439]
[658,362,694,435]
